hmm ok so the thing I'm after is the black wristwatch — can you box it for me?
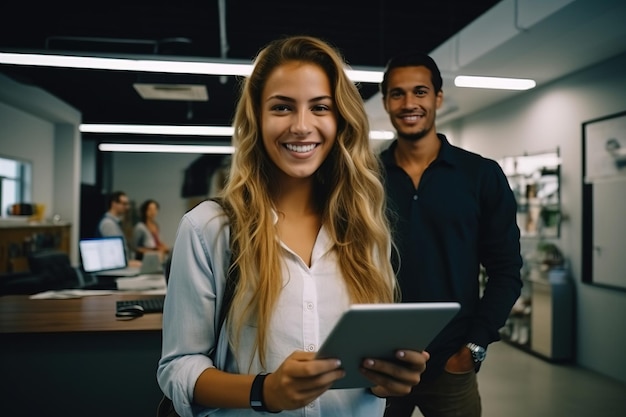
[250,372,280,413]
[465,342,487,371]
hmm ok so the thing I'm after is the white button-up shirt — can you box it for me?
[157,200,384,417]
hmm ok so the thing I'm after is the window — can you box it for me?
[0,156,32,216]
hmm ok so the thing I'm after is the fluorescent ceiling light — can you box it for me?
[454,76,536,90]
[99,143,235,154]
[345,69,383,83]
[0,52,252,76]
[0,51,383,83]
[80,124,234,136]
[83,123,395,141]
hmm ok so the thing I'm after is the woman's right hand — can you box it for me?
[262,351,345,411]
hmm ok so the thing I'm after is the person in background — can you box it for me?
[133,199,169,261]
[378,52,523,417]
[157,35,429,417]
[97,190,133,260]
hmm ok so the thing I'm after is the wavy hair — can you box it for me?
[219,35,397,367]
[139,199,159,223]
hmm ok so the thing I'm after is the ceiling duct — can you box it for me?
[133,83,208,101]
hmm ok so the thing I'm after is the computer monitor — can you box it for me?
[79,236,128,273]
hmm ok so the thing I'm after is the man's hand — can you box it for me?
[444,346,475,373]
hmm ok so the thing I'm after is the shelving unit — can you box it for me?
[498,149,561,238]
[495,149,574,361]
[0,221,71,274]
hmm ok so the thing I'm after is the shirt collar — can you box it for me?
[381,134,457,168]
[271,207,333,264]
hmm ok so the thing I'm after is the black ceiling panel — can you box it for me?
[0,0,501,142]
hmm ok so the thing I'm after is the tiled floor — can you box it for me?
[412,341,626,417]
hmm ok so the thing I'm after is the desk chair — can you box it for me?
[0,271,48,295]
[0,250,81,295]
[26,250,83,290]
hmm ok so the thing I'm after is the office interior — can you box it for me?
[1,0,626,416]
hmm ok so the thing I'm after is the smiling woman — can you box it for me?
[156,35,430,417]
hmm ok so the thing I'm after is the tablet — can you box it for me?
[315,302,460,389]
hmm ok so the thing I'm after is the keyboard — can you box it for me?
[116,297,165,314]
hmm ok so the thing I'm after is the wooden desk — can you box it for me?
[0,293,164,333]
[0,293,164,417]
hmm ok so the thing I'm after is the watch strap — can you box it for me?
[250,372,280,413]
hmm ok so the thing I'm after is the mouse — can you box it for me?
[116,304,145,318]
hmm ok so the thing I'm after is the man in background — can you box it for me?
[97,190,132,259]
[379,52,523,417]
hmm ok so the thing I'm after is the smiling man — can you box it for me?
[379,53,523,417]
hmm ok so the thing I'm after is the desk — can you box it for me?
[0,293,164,417]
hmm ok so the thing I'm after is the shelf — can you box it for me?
[498,149,561,238]
[0,223,71,274]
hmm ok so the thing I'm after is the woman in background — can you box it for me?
[133,199,169,260]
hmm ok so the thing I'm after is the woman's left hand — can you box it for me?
[360,350,430,397]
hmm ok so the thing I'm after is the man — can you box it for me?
[379,53,523,417]
[98,190,132,258]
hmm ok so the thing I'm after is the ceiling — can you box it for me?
[0,0,500,142]
[1,0,626,145]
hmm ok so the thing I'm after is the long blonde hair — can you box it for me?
[220,35,397,366]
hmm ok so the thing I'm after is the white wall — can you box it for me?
[111,152,199,247]
[441,52,626,383]
[0,101,55,210]
[0,73,82,263]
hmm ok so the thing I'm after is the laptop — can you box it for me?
[79,236,141,277]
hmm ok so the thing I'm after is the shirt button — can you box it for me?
[307,344,316,352]
[306,302,314,311]
[307,402,315,408]
[413,195,418,201]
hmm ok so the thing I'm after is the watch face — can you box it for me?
[473,349,486,362]
[467,343,486,361]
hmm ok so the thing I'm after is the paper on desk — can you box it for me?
[30,289,116,299]
[115,274,167,291]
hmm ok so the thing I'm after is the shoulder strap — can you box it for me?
[210,197,239,336]
[217,249,238,333]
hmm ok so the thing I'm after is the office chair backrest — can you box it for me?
[27,250,79,288]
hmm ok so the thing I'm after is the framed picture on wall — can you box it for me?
[583,110,626,184]
[582,110,626,291]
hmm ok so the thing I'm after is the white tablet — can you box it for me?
[315,302,460,389]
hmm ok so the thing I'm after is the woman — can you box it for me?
[132,199,169,260]
[157,35,429,416]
